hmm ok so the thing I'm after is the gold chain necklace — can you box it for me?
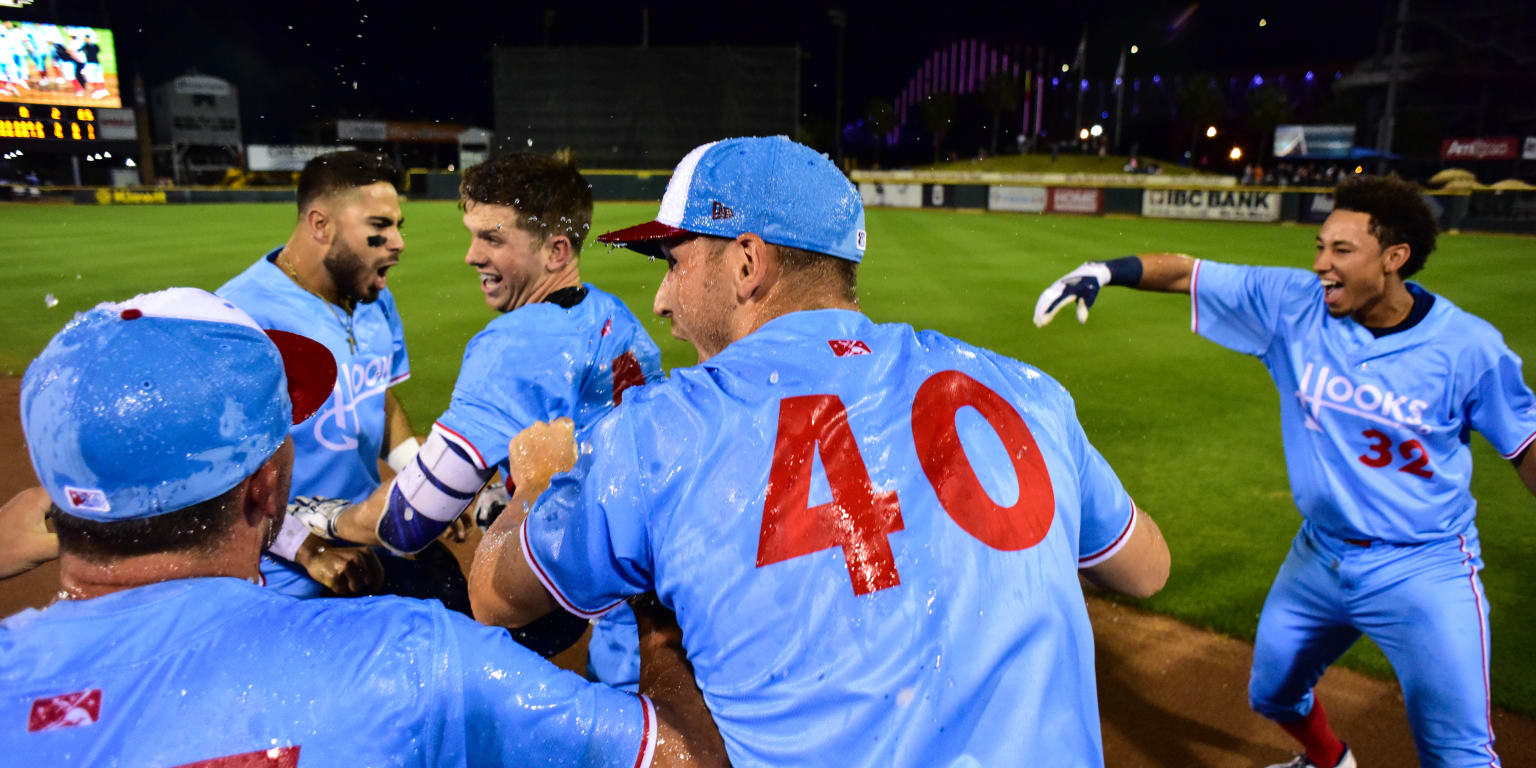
[276,250,357,353]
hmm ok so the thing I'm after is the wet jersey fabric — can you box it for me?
[432,284,661,690]
[0,578,656,768]
[1191,260,1536,543]
[219,248,412,597]
[523,309,1136,767]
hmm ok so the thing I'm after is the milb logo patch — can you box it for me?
[28,689,102,732]
[828,339,872,357]
[63,486,110,514]
[711,201,734,220]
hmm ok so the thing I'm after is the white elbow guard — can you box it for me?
[386,436,422,473]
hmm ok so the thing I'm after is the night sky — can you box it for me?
[9,0,1392,143]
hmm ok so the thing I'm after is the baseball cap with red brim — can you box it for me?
[21,288,336,522]
[598,135,867,263]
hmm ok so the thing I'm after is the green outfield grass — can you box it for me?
[2,201,1534,715]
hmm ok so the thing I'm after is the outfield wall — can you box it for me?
[18,172,1534,235]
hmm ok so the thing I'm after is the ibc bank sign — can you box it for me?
[1143,188,1279,222]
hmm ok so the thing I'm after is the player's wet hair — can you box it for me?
[1332,175,1437,279]
[774,245,858,304]
[698,236,858,303]
[459,151,594,252]
[52,485,244,560]
[296,151,405,213]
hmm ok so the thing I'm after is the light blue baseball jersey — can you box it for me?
[219,248,411,504]
[220,249,411,597]
[523,309,1137,767]
[1191,260,1536,543]
[432,284,661,690]
[433,285,661,475]
[0,578,657,767]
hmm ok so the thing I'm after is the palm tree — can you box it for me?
[982,73,1020,155]
[920,92,959,164]
[1247,84,1293,163]
[864,98,895,168]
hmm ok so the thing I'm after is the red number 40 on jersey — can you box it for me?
[756,370,1056,596]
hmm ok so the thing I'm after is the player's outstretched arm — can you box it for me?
[1516,447,1536,498]
[1032,253,1198,327]
[632,594,730,768]
[1081,506,1170,598]
[468,419,576,628]
[0,487,58,580]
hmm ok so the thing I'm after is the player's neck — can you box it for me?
[278,238,343,307]
[518,264,582,310]
[1351,278,1414,329]
[57,543,263,601]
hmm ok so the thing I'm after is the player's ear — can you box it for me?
[1382,242,1411,275]
[304,206,331,246]
[242,440,291,527]
[735,233,775,302]
[544,234,574,272]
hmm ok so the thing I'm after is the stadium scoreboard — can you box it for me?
[0,103,102,142]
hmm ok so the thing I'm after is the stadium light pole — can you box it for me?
[1376,0,1408,174]
[830,9,847,168]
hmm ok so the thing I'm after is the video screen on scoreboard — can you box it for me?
[0,20,120,108]
[1274,124,1355,159]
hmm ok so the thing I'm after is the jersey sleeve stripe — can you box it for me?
[389,371,412,386]
[431,422,488,470]
[1078,500,1139,568]
[1499,427,1536,460]
[633,694,658,768]
[1189,258,1204,334]
[518,519,625,619]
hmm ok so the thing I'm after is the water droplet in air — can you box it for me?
[44,293,58,308]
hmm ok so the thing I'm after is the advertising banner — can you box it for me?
[858,181,922,208]
[1143,188,1280,222]
[988,186,1047,213]
[1047,187,1102,214]
[1440,137,1518,161]
[247,144,357,171]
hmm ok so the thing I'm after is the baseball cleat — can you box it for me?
[1264,745,1355,768]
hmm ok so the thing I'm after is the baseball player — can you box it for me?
[294,153,664,678]
[219,150,436,601]
[1034,175,1536,768]
[468,136,1172,767]
[3,288,725,768]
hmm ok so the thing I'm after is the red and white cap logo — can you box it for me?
[28,689,101,732]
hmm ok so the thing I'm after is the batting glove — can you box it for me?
[287,496,350,540]
[473,481,512,529]
[1033,262,1113,327]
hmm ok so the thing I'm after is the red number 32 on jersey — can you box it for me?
[756,370,1056,595]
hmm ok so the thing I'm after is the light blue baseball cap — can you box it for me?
[21,288,336,522]
[597,135,867,262]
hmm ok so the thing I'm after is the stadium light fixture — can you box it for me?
[1205,126,1218,138]
[1090,124,1103,137]
[1229,147,1243,160]
[126,158,137,167]
[1078,128,1090,140]
[103,152,111,159]
[1259,18,1268,27]
[1354,165,1364,174]
[1130,45,1139,54]
[1061,64,1069,72]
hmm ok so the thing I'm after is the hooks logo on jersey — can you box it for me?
[1296,361,1430,435]
[311,355,392,450]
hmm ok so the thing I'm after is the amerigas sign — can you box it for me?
[1440,137,1517,161]
[1143,189,1280,222]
